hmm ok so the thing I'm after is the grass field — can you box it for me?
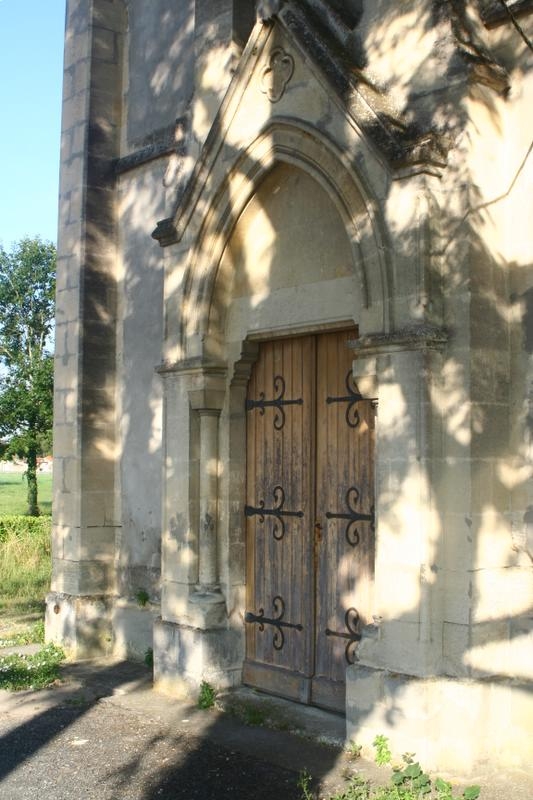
[0,523,51,618]
[0,472,53,516]
[0,472,53,628]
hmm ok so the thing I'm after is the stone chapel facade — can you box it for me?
[47,0,533,771]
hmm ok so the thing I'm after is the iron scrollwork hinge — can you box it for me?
[327,370,375,428]
[326,607,362,665]
[245,595,303,651]
[245,484,304,540]
[246,375,303,430]
[325,485,375,547]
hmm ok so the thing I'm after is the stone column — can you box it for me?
[189,388,226,619]
[350,325,448,672]
[46,0,127,658]
[197,410,220,589]
[154,363,244,696]
[345,325,450,763]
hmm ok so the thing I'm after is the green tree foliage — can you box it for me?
[0,237,56,516]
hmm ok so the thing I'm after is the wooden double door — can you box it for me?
[243,331,375,712]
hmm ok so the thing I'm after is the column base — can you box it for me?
[45,591,114,658]
[153,617,244,699]
[187,587,227,628]
[112,598,160,660]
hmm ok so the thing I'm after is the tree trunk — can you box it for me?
[26,443,40,516]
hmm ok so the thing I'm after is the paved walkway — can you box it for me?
[0,657,531,799]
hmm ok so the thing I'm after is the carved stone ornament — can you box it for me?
[256,0,283,21]
[260,48,294,102]
[349,324,448,355]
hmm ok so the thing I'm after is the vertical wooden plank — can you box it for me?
[243,336,313,701]
[305,334,317,684]
[313,329,374,711]
[245,348,258,662]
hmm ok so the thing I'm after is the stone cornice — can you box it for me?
[152,9,453,247]
[480,0,533,28]
[152,2,514,249]
[152,22,268,247]
[279,2,450,175]
[115,142,176,175]
[350,324,448,356]
[156,357,227,377]
[115,119,188,176]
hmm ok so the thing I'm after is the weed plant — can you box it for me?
[144,647,154,668]
[298,737,480,800]
[222,695,292,731]
[346,741,362,761]
[197,680,217,709]
[0,642,65,691]
[373,734,392,766]
[241,705,267,726]
[135,588,150,607]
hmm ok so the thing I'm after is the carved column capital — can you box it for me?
[189,390,225,412]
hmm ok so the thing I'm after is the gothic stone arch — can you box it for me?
[182,120,391,357]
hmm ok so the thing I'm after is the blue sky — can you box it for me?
[0,0,66,249]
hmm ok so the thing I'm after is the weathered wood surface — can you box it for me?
[244,331,375,711]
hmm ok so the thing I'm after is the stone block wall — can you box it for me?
[48,0,533,771]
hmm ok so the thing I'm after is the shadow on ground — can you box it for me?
[0,659,347,800]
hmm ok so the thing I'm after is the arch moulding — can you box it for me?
[156,119,392,362]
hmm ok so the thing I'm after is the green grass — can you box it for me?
[0,473,57,691]
[0,643,65,691]
[0,619,45,648]
[0,515,51,619]
[0,472,52,516]
[0,473,53,637]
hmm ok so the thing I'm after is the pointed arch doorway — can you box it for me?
[243,329,375,712]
